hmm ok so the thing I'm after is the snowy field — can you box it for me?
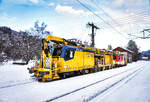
[0,61,149,102]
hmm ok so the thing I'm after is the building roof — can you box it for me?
[113,47,133,54]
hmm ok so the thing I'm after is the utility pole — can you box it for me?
[87,22,99,47]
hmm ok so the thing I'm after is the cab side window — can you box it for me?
[64,49,75,61]
[118,56,120,61]
[113,55,116,60]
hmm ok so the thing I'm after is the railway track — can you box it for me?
[45,64,144,102]
[86,67,143,102]
[0,78,36,89]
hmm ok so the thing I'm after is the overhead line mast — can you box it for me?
[87,22,99,47]
[128,29,150,39]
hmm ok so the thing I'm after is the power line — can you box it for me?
[91,5,150,26]
[89,0,150,40]
[102,18,150,29]
[85,0,150,25]
[75,0,129,39]
[90,0,121,26]
[80,2,146,39]
[86,0,150,27]
[84,0,149,35]
[115,13,150,23]
[96,12,150,29]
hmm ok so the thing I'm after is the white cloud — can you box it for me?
[48,2,55,7]
[3,0,28,4]
[0,12,22,30]
[112,0,146,7]
[113,0,125,7]
[55,5,92,16]
[55,5,84,15]
[3,0,41,4]
[29,0,39,4]
[0,12,33,31]
[0,12,16,22]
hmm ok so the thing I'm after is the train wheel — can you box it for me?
[42,78,46,82]
[75,71,81,76]
[38,79,42,82]
[81,70,86,74]
[63,73,67,79]
[95,67,98,72]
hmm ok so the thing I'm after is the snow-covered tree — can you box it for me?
[28,20,52,38]
[107,45,112,50]
[127,40,139,61]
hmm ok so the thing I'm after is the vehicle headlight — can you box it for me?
[64,65,67,68]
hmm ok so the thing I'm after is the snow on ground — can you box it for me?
[52,62,146,102]
[0,62,32,86]
[0,61,149,102]
[0,60,35,87]
[91,60,150,102]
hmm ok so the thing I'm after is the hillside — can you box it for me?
[142,50,150,55]
[0,26,42,63]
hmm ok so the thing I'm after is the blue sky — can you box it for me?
[0,0,150,51]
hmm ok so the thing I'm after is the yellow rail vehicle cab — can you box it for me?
[37,45,95,81]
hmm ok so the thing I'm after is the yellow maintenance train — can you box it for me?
[28,35,127,82]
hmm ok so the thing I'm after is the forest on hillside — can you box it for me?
[0,21,51,63]
[0,26,41,62]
